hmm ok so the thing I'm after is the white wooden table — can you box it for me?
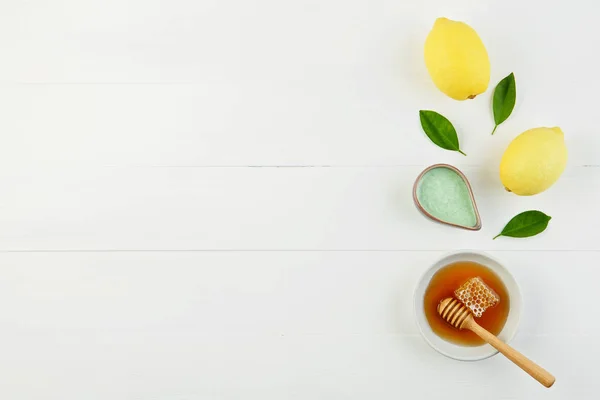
[1,1,598,398]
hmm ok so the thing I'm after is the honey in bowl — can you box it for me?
[423,261,510,346]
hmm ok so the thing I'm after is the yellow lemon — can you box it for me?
[500,127,568,196]
[424,18,490,100]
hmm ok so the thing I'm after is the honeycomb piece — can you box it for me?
[454,277,500,318]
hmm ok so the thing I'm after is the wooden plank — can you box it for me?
[0,81,594,168]
[0,251,595,399]
[0,166,596,251]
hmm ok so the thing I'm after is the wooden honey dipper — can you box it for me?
[438,297,555,388]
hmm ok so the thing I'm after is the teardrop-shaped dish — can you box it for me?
[413,164,482,231]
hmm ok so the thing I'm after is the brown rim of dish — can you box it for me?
[412,164,482,231]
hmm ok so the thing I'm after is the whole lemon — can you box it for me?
[500,127,568,196]
[424,18,490,100]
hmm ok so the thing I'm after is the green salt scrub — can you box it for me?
[416,167,477,228]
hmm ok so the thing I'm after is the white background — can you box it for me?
[0,0,598,398]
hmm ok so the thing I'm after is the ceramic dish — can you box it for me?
[414,251,522,361]
[413,164,482,231]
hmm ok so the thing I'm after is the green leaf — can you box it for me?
[491,73,516,135]
[493,210,551,240]
[419,110,466,156]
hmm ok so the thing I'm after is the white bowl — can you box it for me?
[414,251,522,361]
